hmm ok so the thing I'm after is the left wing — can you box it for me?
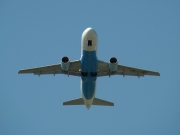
[98,60,160,77]
[18,60,81,76]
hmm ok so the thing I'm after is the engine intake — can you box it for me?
[61,56,70,71]
[109,57,118,71]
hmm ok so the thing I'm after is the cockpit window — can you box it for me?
[88,40,92,46]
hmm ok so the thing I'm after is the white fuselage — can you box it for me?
[80,28,98,109]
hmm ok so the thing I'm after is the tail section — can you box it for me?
[63,97,114,106]
[93,98,114,106]
[63,98,84,105]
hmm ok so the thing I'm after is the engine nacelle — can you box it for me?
[109,57,118,71]
[61,56,70,71]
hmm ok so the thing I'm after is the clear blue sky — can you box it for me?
[1,0,180,135]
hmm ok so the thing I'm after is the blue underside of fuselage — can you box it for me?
[81,50,98,100]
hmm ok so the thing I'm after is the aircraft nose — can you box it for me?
[81,27,98,51]
[83,27,97,37]
[86,28,95,34]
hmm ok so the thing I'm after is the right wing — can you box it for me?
[98,60,160,77]
[18,60,81,77]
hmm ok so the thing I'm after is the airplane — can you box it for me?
[18,27,160,109]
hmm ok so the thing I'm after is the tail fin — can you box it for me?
[63,98,84,105]
[93,98,114,106]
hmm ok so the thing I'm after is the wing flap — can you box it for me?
[18,64,61,74]
[98,60,160,77]
[18,60,81,76]
[117,65,160,76]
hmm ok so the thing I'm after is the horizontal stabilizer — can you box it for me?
[93,98,114,106]
[63,98,84,105]
[63,97,114,106]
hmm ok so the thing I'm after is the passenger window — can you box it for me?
[88,40,92,46]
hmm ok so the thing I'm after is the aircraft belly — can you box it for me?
[82,80,96,100]
[80,50,97,100]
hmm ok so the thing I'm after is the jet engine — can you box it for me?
[109,57,118,71]
[61,56,70,71]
